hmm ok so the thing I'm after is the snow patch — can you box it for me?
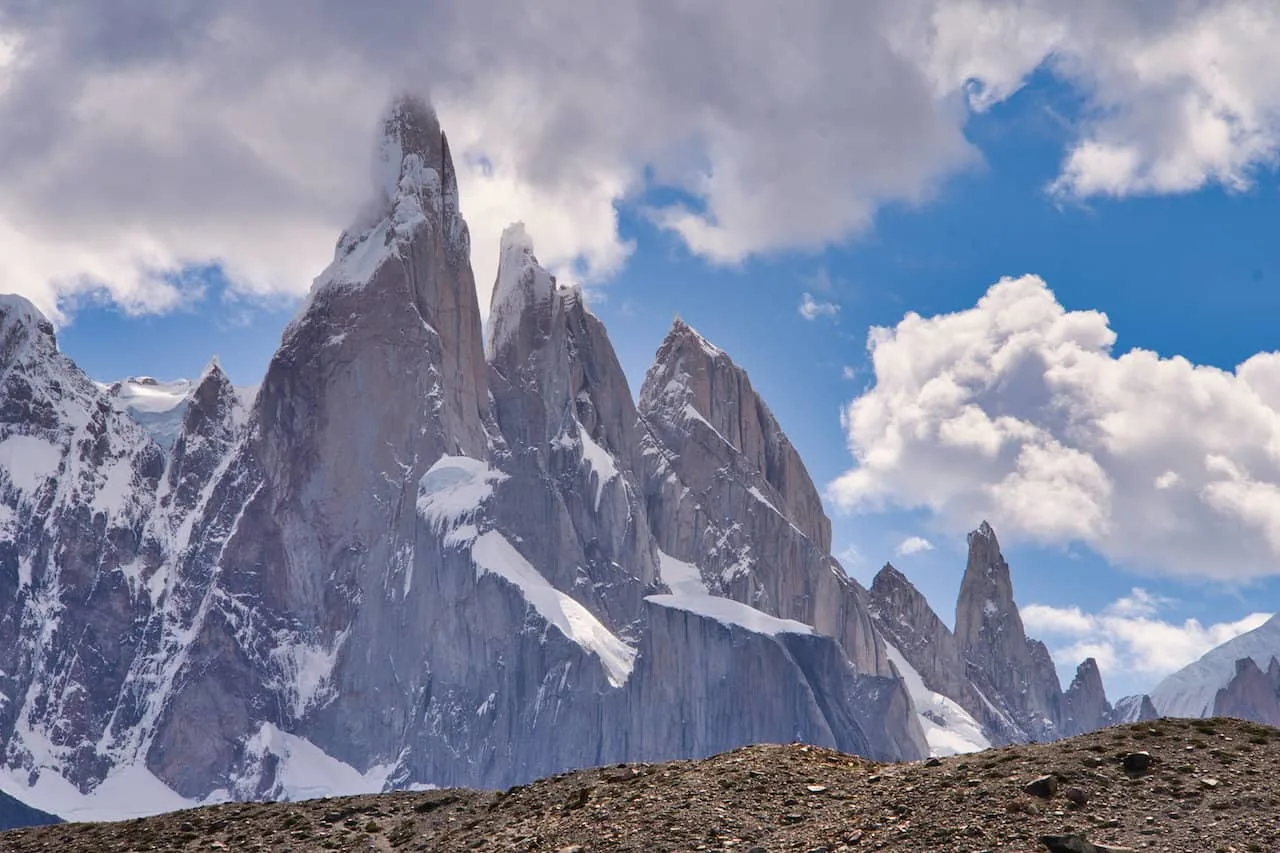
[0,756,195,823]
[416,455,507,536]
[471,530,636,687]
[231,723,395,802]
[269,629,350,719]
[646,585,814,637]
[577,428,619,510]
[883,642,990,756]
[657,549,707,597]
[0,435,61,494]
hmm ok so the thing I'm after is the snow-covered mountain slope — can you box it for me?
[882,642,990,756]
[1151,613,1280,718]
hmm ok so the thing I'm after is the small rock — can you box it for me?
[1063,786,1089,807]
[1023,774,1059,799]
[1200,777,1221,788]
[1121,751,1152,774]
[806,784,828,793]
[924,756,942,767]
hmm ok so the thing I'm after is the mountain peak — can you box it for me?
[487,222,559,360]
[0,293,56,350]
[871,562,911,591]
[375,93,448,206]
[663,315,724,359]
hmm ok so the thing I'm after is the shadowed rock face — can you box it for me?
[2,94,930,809]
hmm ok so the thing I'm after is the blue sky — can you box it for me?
[11,2,1280,701]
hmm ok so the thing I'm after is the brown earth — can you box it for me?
[2,717,1278,852]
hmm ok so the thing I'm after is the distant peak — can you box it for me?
[196,356,231,387]
[873,562,907,584]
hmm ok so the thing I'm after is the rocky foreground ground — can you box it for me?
[3,717,1278,852]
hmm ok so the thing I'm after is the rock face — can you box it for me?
[636,319,923,759]
[869,522,1112,751]
[955,522,1065,741]
[0,94,927,817]
[1213,657,1280,726]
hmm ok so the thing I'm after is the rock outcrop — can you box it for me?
[1152,613,1280,719]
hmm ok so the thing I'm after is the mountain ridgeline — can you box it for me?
[0,95,1135,818]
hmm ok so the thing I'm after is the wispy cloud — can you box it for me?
[799,292,839,320]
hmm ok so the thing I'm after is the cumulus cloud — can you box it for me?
[829,274,1280,581]
[4,1,1280,322]
[905,0,1280,199]
[1023,589,1272,683]
[896,536,935,556]
[799,293,839,321]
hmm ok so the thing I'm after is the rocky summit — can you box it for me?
[3,717,1278,851]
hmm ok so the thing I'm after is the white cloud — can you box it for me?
[0,1,977,322]
[903,1,1280,200]
[895,535,934,556]
[799,292,839,321]
[1022,590,1272,685]
[829,274,1280,581]
[5,2,1280,322]
[842,366,858,380]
